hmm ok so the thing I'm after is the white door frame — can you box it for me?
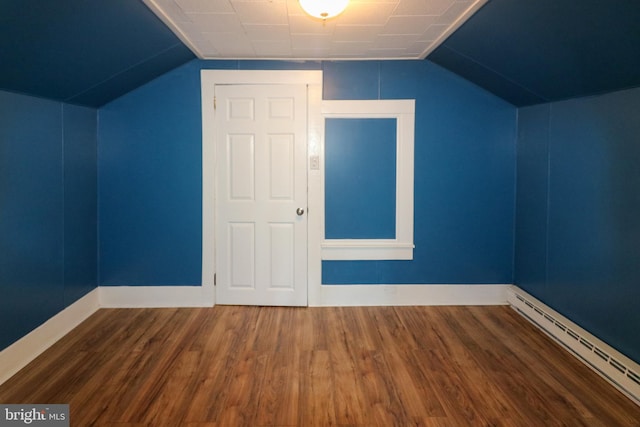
[201,69,324,306]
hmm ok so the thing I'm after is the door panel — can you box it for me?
[269,223,295,289]
[215,84,308,306]
[229,222,255,288]
[269,134,295,199]
[228,134,255,200]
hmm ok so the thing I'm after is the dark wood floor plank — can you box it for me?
[1,305,639,426]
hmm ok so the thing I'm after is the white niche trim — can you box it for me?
[321,99,415,261]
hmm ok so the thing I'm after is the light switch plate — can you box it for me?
[310,155,320,170]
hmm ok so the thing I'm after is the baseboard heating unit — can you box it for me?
[507,286,640,406]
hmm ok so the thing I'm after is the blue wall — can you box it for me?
[0,91,97,351]
[9,56,638,369]
[98,59,516,286]
[323,61,517,284]
[515,87,640,364]
[3,53,637,374]
[98,62,204,286]
[98,60,316,286]
[325,118,397,239]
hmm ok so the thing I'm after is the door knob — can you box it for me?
[296,208,305,216]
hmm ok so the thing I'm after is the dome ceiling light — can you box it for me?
[299,0,349,20]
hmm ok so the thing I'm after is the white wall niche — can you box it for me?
[321,99,415,261]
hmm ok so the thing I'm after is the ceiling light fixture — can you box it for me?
[299,0,349,20]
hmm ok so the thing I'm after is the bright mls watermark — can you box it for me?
[0,405,68,426]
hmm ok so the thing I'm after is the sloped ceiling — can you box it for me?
[1,0,639,108]
[0,0,194,107]
[429,0,640,106]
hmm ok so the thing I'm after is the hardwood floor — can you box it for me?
[0,306,638,426]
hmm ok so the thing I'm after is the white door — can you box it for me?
[214,84,308,306]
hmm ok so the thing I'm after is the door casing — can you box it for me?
[201,70,323,306]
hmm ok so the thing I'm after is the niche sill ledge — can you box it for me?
[321,240,414,260]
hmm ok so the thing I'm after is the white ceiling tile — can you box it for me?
[165,19,207,38]
[405,41,431,55]
[286,0,309,16]
[393,0,455,16]
[244,24,290,41]
[203,32,255,57]
[175,0,235,14]
[336,2,397,26]
[189,38,220,56]
[290,33,333,49]
[436,1,474,24]
[151,0,191,22]
[289,15,337,34]
[375,34,419,48]
[333,25,383,41]
[365,48,413,58]
[251,39,293,56]
[330,41,375,56]
[350,0,399,3]
[198,47,221,56]
[231,0,289,25]
[291,48,331,58]
[146,0,487,59]
[382,15,439,35]
[421,24,449,41]
[186,13,244,32]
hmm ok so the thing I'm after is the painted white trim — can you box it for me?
[201,70,324,307]
[0,289,100,386]
[321,240,414,260]
[320,99,415,261]
[201,71,217,306]
[419,0,488,59]
[202,70,323,86]
[310,284,509,307]
[322,99,415,115]
[508,286,640,406]
[99,285,214,308]
[142,0,206,59]
[307,83,324,307]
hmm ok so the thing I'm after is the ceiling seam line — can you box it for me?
[63,42,190,103]
[436,45,548,102]
[545,82,640,105]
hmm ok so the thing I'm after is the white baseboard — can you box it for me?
[309,284,510,307]
[99,283,508,308]
[98,285,214,308]
[0,289,100,386]
[508,286,640,406]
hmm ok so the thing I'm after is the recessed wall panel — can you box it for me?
[324,118,397,239]
[228,134,255,200]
